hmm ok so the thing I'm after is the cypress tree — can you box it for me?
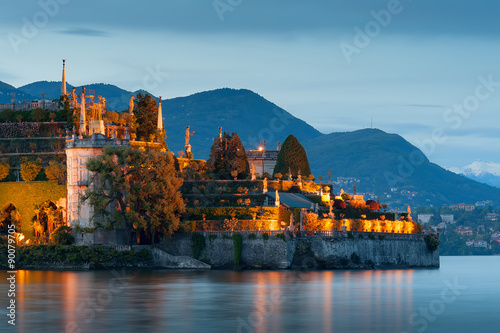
[273,134,311,177]
[207,132,249,179]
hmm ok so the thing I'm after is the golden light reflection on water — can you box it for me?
[8,267,423,333]
[322,270,333,332]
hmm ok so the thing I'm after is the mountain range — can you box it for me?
[447,161,500,188]
[1,79,499,207]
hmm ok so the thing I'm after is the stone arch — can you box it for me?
[0,203,21,235]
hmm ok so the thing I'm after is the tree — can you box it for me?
[82,146,185,243]
[0,159,9,181]
[134,93,161,142]
[45,160,66,184]
[207,132,249,179]
[50,225,74,245]
[32,108,46,122]
[273,134,311,177]
[20,158,42,181]
[104,110,119,124]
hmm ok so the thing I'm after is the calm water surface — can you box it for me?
[1,256,499,333]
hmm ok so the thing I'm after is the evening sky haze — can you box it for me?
[1,0,499,170]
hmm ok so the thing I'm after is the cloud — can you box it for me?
[402,104,446,109]
[57,28,110,37]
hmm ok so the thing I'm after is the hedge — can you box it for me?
[0,182,66,239]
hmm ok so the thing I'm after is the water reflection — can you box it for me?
[4,257,499,333]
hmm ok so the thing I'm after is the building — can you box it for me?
[473,240,488,248]
[440,214,454,223]
[485,213,498,221]
[449,203,475,212]
[246,140,279,176]
[64,60,164,229]
[418,213,433,224]
[0,92,61,111]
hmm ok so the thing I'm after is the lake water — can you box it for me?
[1,256,499,333]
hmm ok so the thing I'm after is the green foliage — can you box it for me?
[232,233,242,266]
[273,134,311,178]
[191,233,206,259]
[262,233,269,241]
[184,207,278,221]
[49,226,74,245]
[20,158,42,181]
[0,159,9,181]
[31,108,46,122]
[341,193,350,201]
[276,232,285,242]
[248,233,256,240]
[207,132,249,179]
[44,160,66,184]
[0,245,153,269]
[358,233,364,239]
[83,146,184,243]
[378,235,386,240]
[368,233,376,240]
[425,232,441,252]
[347,232,354,239]
[208,234,217,243]
[133,93,164,145]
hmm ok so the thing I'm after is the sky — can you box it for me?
[1,0,499,169]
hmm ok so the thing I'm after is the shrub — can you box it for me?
[20,158,42,181]
[45,160,66,184]
[0,159,9,181]
[49,226,74,245]
[248,233,256,240]
[368,233,376,240]
[191,233,206,259]
[378,235,386,240]
[358,233,364,239]
[232,233,242,266]
[276,232,285,242]
[425,232,440,252]
[208,234,217,243]
[347,232,354,239]
[262,233,269,241]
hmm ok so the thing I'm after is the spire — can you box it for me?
[80,87,86,136]
[61,59,67,97]
[128,95,134,115]
[157,96,163,130]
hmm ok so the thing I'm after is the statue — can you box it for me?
[407,206,412,221]
[70,88,77,108]
[328,200,334,218]
[251,163,256,181]
[275,190,280,207]
[129,95,134,115]
[328,169,332,184]
[297,168,302,181]
[219,127,222,138]
[263,177,268,194]
[287,167,292,181]
[185,126,195,146]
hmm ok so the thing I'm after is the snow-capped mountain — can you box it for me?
[447,161,500,188]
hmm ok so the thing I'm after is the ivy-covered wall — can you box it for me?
[0,182,66,239]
